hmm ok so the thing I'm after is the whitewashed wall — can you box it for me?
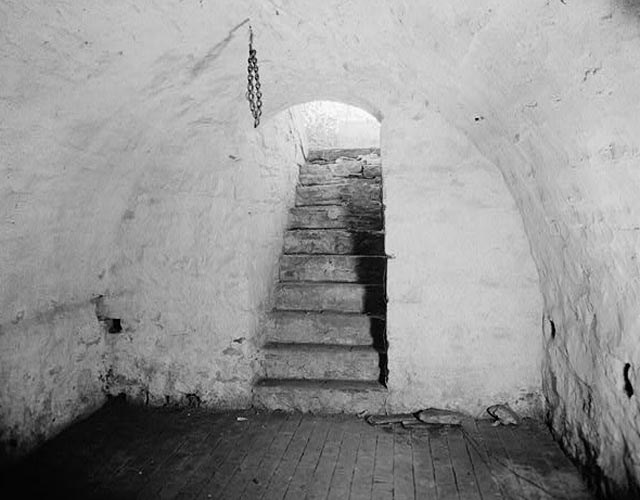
[383,111,542,416]
[2,1,640,494]
[296,101,380,149]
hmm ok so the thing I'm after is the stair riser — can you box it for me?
[306,148,380,163]
[263,350,380,380]
[299,163,382,184]
[253,384,387,413]
[265,312,385,345]
[295,181,381,206]
[283,230,384,255]
[300,159,381,174]
[300,162,362,178]
[362,164,381,178]
[275,284,385,314]
[289,207,382,231]
[280,255,385,283]
[299,171,380,186]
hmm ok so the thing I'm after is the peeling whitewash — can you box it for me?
[2,0,640,495]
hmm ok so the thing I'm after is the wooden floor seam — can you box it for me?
[1,402,595,499]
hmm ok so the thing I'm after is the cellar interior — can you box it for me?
[2,1,640,497]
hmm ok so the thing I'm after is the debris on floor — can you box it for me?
[415,407,464,425]
[365,413,415,426]
[5,404,594,499]
[487,403,520,426]
[365,407,465,427]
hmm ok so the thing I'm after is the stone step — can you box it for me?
[295,179,381,206]
[299,164,381,185]
[300,161,362,178]
[253,378,387,413]
[289,205,383,230]
[275,282,386,314]
[262,343,382,381]
[307,148,380,163]
[280,255,386,283]
[264,311,385,346]
[284,229,384,255]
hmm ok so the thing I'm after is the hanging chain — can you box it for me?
[246,25,262,128]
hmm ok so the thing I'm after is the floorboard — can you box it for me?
[0,400,594,500]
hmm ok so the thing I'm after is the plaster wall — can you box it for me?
[0,304,106,462]
[383,113,542,416]
[1,0,305,457]
[297,101,380,149]
[104,110,305,407]
[3,0,640,494]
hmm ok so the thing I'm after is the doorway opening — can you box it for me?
[297,100,380,150]
[254,101,388,412]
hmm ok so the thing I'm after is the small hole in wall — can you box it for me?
[92,295,123,334]
[106,318,122,334]
[544,315,556,339]
[623,363,634,398]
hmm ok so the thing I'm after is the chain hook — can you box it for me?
[246,23,262,128]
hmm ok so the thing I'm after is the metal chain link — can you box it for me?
[246,26,262,128]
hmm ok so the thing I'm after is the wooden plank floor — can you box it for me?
[0,399,594,499]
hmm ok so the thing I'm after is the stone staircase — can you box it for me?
[253,148,388,414]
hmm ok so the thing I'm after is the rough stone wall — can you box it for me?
[104,110,305,408]
[3,0,640,494]
[0,304,106,463]
[444,3,640,496]
[0,0,305,458]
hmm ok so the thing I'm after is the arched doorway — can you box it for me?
[254,101,389,413]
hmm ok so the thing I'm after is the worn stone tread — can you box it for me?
[255,378,386,390]
[295,179,381,206]
[307,147,380,163]
[280,254,386,283]
[283,229,385,255]
[299,163,382,185]
[289,205,383,230]
[264,310,385,346]
[262,342,385,352]
[262,343,383,381]
[253,379,388,413]
[275,282,386,314]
